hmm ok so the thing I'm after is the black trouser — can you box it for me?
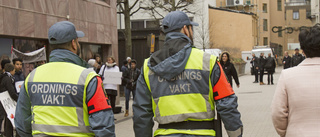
[267,70,274,84]
[4,117,13,137]
[260,68,264,82]
[254,68,259,82]
[107,94,116,113]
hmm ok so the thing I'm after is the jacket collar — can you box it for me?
[49,49,90,68]
[298,57,320,66]
[165,32,192,43]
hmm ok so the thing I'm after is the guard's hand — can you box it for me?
[237,85,240,88]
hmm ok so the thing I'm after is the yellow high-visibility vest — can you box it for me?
[25,62,97,136]
[143,48,218,136]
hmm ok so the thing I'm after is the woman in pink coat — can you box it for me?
[271,24,320,137]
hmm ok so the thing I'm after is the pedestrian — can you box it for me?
[133,11,243,137]
[123,59,140,117]
[291,48,304,67]
[250,53,259,83]
[12,58,25,82]
[0,59,11,136]
[258,52,266,85]
[282,51,291,69]
[271,23,320,137]
[14,21,115,136]
[87,58,99,71]
[127,57,131,69]
[99,56,119,114]
[220,52,240,88]
[94,54,102,73]
[264,53,276,85]
[120,60,128,92]
[0,63,19,137]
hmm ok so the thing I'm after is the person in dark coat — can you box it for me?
[265,53,276,85]
[12,58,25,82]
[0,63,19,137]
[291,48,305,67]
[123,59,140,117]
[250,53,259,83]
[258,53,267,85]
[0,59,11,136]
[282,51,291,69]
[220,52,240,88]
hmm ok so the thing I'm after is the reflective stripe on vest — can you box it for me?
[25,62,97,136]
[143,48,217,136]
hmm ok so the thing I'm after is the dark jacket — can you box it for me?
[291,53,304,67]
[259,56,266,70]
[120,65,128,86]
[0,72,19,102]
[265,56,276,73]
[123,68,140,90]
[132,32,243,137]
[13,70,25,82]
[282,56,292,69]
[221,61,240,87]
[250,56,259,69]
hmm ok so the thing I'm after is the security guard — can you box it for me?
[14,21,115,136]
[133,11,243,137]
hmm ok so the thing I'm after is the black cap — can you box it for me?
[295,48,299,50]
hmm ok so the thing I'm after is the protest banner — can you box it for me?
[11,46,47,78]
[103,72,122,85]
[15,81,24,93]
[11,47,46,63]
[0,91,17,128]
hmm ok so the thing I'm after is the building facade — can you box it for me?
[216,0,286,58]
[285,0,312,55]
[208,7,257,58]
[0,0,118,64]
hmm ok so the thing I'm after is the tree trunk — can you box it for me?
[124,1,132,58]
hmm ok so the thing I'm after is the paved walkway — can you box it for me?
[114,67,283,136]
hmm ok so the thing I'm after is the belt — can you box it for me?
[158,120,215,130]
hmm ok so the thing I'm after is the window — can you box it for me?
[131,20,144,29]
[306,9,311,19]
[293,10,299,20]
[131,20,160,29]
[146,20,160,28]
[263,3,267,13]
[263,37,268,46]
[263,19,268,31]
[278,27,282,37]
[277,0,282,11]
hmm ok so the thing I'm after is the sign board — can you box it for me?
[103,72,122,85]
[0,91,17,128]
[15,81,24,93]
